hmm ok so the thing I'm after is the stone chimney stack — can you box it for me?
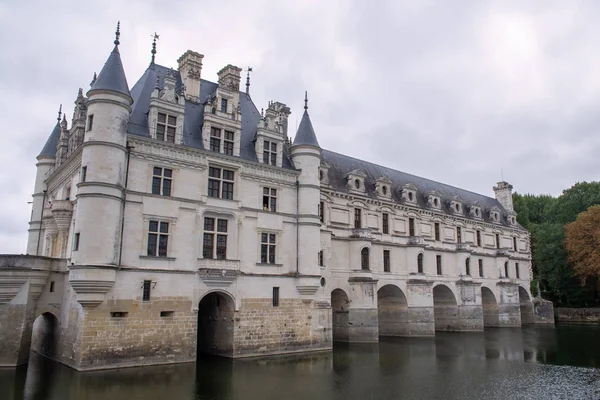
[217,64,242,92]
[177,50,203,102]
[493,181,514,212]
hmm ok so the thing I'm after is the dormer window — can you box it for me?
[401,183,418,204]
[382,186,387,195]
[375,177,392,198]
[221,98,228,113]
[157,113,176,143]
[346,169,366,192]
[263,140,277,166]
[224,131,234,155]
[354,179,361,189]
[449,196,463,215]
[319,170,324,181]
[489,206,501,223]
[426,191,442,209]
[210,127,221,152]
[210,128,235,155]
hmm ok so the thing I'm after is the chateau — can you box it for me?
[0,25,553,371]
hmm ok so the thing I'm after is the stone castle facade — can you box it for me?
[0,25,553,371]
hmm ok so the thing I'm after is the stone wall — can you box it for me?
[556,307,599,324]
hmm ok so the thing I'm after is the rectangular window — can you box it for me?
[210,127,221,152]
[456,227,462,244]
[272,287,279,307]
[263,140,277,166]
[409,218,415,237]
[224,131,234,155]
[513,237,518,252]
[261,233,276,264]
[73,233,80,251]
[142,280,151,302]
[157,112,176,143]
[354,208,361,229]
[221,98,228,113]
[147,220,169,257]
[87,114,94,132]
[505,263,509,277]
[318,250,324,267]
[436,255,442,275]
[111,312,128,318]
[81,166,87,183]
[202,217,228,259]
[383,250,391,272]
[476,230,481,247]
[382,213,389,234]
[478,259,483,277]
[434,223,440,241]
[319,201,324,223]
[516,263,520,279]
[262,187,277,212]
[466,259,471,276]
[208,167,234,200]
[496,234,500,249]
[49,281,55,293]
[152,167,172,196]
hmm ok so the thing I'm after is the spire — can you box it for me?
[38,106,63,158]
[89,22,131,97]
[292,91,320,148]
[150,32,159,66]
[90,72,97,87]
[245,67,252,95]
[57,104,62,122]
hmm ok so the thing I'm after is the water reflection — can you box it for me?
[1,325,599,400]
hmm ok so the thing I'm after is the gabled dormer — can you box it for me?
[449,195,464,215]
[469,201,483,219]
[426,189,442,210]
[401,183,418,204]
[507,210,518,226]
[254,101,290,167]
[201,64,243,156]
[489,205,501,223]
[375,176,392,198]
[319,162,330,185]
[149,70,185,144]
[346,169,367,193]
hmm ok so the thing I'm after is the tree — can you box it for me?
[550,182,600,224]
[565,205,600,294]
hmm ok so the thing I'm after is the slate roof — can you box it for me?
[321,149,521,228]
[292,110,320,147]
[127,64,295,168]
[38,121,60,158]
[90,45,131,98]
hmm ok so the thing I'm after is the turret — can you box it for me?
[290,92,321,280]
[69,22,133,308]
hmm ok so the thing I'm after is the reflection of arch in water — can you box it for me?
[377,285,408,336]
[518,286,534,324]
[31,312,59,359]
[331,289,350,342]
[481,287,499,327]
[197,291,235,357]
[433,284,459,332]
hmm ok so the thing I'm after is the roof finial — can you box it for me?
[150,32,159,66]
[114,21,121,46]
[155,75,160,89]
[90,72,97,87]
[57,104,62,122]
[245,67,253,95]
[304,90,308,111]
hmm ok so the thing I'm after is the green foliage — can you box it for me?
[549,182,600,224]
[530,279,539,298]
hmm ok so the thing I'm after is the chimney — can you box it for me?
[177,50,203,102]
[493,181,514,212]
[217,64,242,92]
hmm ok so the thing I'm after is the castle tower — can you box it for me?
[493,181,514,212]
[26,107,62,255]
[69,23,133,308]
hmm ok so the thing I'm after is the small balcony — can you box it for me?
[51,200,74,212]
[197,258,240,287]
[456,243,471,252]
[496,249,510,257]
[351,228,372,239]
[408,236,425,246]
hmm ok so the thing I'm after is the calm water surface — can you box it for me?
[2,324,600,400]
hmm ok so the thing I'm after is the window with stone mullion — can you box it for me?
[157,113,177,143]
[210,127,221,152]
[208,167,234,199]
[152,167,172,196]
[224,131,234,155]
[261,233,276,264]
[203,217,228,259]
[147,221,169,257]
[263,140,277,166]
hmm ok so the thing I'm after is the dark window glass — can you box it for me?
[478,259,483,277]
[318,250,324,266]
[210,138,221,152]
[319,201,324,223]
[465,258,470,276]
[354,208,361,229]
[417,253,424,273]
[147,220,168,257]
[513,237,517,252]
[208,180,220,198]
[361,248,369,270]
[496,234,500,249]
[168,116,176,125]
[87,115,94,132]
[166,126,175,143]
[436,255,442,275]
[222,182,234,200]
[476,230,481,247]
[209,167,220,178]
[216,235,227,259]
[516,263,520,279]
[221,98,228,113]
[504,262,509,277]
[81,166,87,182]
[262,187,277,212]
[382,213,389,234]
[435,223,440,241]
[272,287,279,307]
[152,167,172,196]
[261,233,276,264]
[73,233,80,251]
[142,280,151,302]
[203,233,214,259]
[457,227,462,244]
[50,281,55,293]
[409,218,415,236]
[217,219,228,232]
[223,140,234,155]
[383,250,390,272]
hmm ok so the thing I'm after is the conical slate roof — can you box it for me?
[292,110,320,148]
[38,121,60,158]
[90,46,131,97]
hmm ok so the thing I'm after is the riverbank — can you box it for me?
[556,307,600,323]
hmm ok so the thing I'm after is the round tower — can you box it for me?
[69,23,133,307]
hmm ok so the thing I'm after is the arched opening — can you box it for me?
[481,287,499,327]
[518,286,534,324]
[377,285,408,336]
[197,292,235,358]
[361,248,370,270]
[331,289,350,342]
[417,253,424,274]
[31,312,59,359]
[433,285,459,332]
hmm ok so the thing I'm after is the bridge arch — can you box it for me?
[331,289,350,342]
[481,286,499,327]
[433,284,459,332]
[518,286,534,324]
[31,312,59,359]
[377,284,408,337]
[197,291,235,357]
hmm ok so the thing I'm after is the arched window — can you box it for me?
[504,261,509,277]
[417,253,424,274]
[465,258,471,276]
[361,248,370,270]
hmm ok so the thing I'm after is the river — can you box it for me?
[1,324,599,400]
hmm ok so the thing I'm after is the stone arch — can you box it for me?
[433,284,459,332]
[481,286,499,327]
[331,289,350,342]
[377,285,408,336]
[31,312,59,359]
[518,286,534,324]
[197,291,235,357]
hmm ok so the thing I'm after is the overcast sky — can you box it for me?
[1,0,599,253]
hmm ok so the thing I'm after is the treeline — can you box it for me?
[513,182,600,307]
